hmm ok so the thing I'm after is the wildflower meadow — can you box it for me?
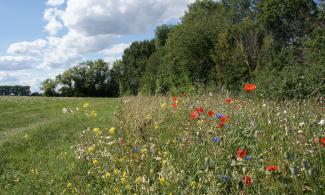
[0,86,324,194]
[67,86,324,194]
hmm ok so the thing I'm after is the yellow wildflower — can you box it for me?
[140,148,148,154]
[109,127,116,134]
[146,114,152,120]
[102,171,111,179]
[83,102,90,108]
[159,176,166,185]
[67,182,72,188]
[93,128,101,134]
[113,168,120,175]
[135,176,142,184]
[92,159,99,166]
[30,168,38,175]
[121,177,126,184]
[87,146,95,154]
[160,103,167,109]
[154,122,159,129]
[122,171,127,178]
[90,110,97,117]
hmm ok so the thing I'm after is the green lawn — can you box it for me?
[0,97,117,194]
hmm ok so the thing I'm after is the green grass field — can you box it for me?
[0,95,324,194]
[0,97,117,194]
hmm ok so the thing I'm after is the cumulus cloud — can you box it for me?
[101,43,130,56]
[46,0,65,7]
[43,8,64,35]
[0,72,19,83]
[101,43,130,65]
[0,56,37,71]
[40,30,116,68]
[40,0,194,68]
[1,0,195,90]
[61,0,194,36]
[7,39,47,56]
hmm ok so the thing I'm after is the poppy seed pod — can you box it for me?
[308,168,316,177]
[290,164,297,176]
[301,159,309,170]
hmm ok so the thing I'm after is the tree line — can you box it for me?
[42,0,325,99]
[0,86,31,96]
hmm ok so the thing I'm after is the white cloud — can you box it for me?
[43,8,64,35]
[0,69,66,92]
[40,31,116,68]
[0,72,19,83]
[7,39,47,56]
[101,43,130,65]
[40,0,194,68]
[0,0,195,90]
[46,0,65,7]
[62,0,194,36]
[101,43,130,56]
[0,56,37,71]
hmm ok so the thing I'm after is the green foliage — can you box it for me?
[257,0,317,46]
[41,0,325,99]
[41,79,57,97]
[155,24,175,48]
[0,86,31,96]
[49,60,119,97]
[120,40,156,95]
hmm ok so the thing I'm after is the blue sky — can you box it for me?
[0,0,193,92]
[0,1,46,53]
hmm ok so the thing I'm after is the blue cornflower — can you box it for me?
[132,146,140,153]
[245,155,252,160]
[222,175,229,182]
[215,113,224,119]
[212,137,221,143]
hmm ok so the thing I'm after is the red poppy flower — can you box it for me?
[244,83,256,92]
[207,110,214,117]
[171,103,177,108]
[236,148,247,160]
[216,122,224,128]
[233,105,239,110]
[195,106,204,113]
[265,165,278,172]
[172,97,177,102]
[191,111,199,119]
[220,115,230,123]
[243,175,252,186]
[320,137,325,147]
[226,97,232,104]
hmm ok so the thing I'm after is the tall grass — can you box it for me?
[73,94,325,194]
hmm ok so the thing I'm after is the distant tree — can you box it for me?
[164,0,223,88]
[41,79,57,97]
[257,0,317,46]
[55,60,111,97]
[155,24,175,48]
[120,40,156,95]
[0,86,31,96]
